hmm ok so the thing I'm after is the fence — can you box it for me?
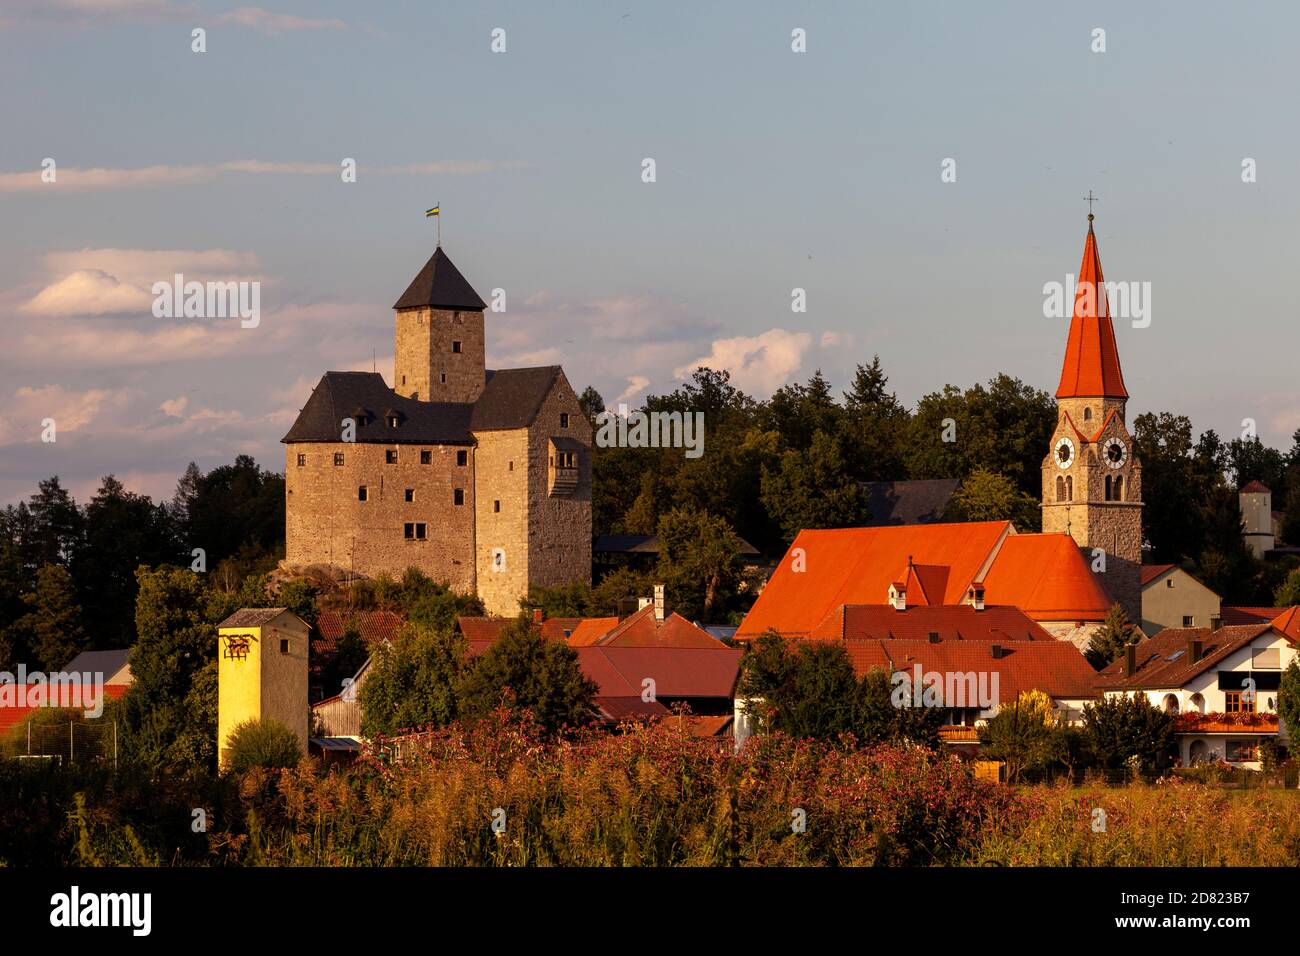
[0,721,118,767]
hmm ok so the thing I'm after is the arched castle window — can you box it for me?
[1114,475,1123,501]
[1104,475,1112,500]
[1055,475,1065,502]
[1066,475,1073,501]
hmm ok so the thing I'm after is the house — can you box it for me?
[282,243,592,616]
[310,609,403,701]
[217,608,311,769]
[62,648,134,687]
[1139,564,1222,636]
[1095,613,1300,769]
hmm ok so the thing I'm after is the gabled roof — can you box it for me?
[1056,218,1129,399]
[62,648,133,684]
[567,617,621,646]
[470,366,561,431]
[576,645,742,699]
[846,638,1100,700]
[595,606,723,649]
[1096,624,1280,691]
[736,521,1012,639]
[282,371,475,444]
[218,607,298,629]
[809,604,1055,642]
[864,479,960,526]
[392,246,487,311]
[1221,606,1286,626]
[980,533,1114,621]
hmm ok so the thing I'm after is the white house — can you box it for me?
[1097,614,1299,770]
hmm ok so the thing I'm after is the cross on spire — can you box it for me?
[1084,190,1099,221]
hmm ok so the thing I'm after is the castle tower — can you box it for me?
[392,246,488,403]
[1041,214,1144,625]
[1240,481,1275,558]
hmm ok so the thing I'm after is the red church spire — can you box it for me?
[1055,213,1128,399]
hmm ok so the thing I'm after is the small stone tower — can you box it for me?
[392,246,488,404]
[216,608,310,769]
[1041,214,1144,625]
[1240,481,1275,558]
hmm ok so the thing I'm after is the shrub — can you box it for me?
[225,717,301,773]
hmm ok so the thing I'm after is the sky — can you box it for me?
[2,0,1298,506]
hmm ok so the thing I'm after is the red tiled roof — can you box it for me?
[594,607,722,649]
[977,533,1113,621]
[736,521,1012,638]
[1270,606,1300,641]
[1221,606,1285,626]
[595,696,670,721]
[313,610,403,678]
[845,639,1099,701]
[810,604,1055,642]
[567,617,619,646]
[1056,220,1128,399]
[1241,480,1271,494]
[457,616,510,643]
[1139,564,1177,587]
[1096,625,1282,691]
[539,618,584,642]
[0,684,129,735]
[576,646,742,700]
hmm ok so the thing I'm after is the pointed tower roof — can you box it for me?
[1056,216,1128,399]
[393,246,487,311]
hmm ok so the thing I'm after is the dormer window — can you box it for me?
[387,415,400,428]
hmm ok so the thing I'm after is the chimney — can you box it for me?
[1124,643,1137,677]
[653,583,665,622]
[532,608,545,625]
[1189,639,1203,663]
[969,583,986,612]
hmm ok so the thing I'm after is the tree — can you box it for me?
[26,477,84,568]
[577,385,606,427]
[1280,659,1300,752]
[1275,568,1300,607]
[856,666,944,748]
[120,566,219,770]
[760,430,869,542]
[1085,603,1139,670]
[5,564,88,670]
[944,468,1041,530]
[224,717,302,773]
[455,617,597,736]
[841,355,910,481]
[655,506,744,621]
[359,624,466,737]
[1082,693,1176,771]
[977,689,1058,782]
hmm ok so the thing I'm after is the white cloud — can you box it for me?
[19,269,153,316]
[215,6,346,33]
[0,385,137,445]
[160,395,188,417]
[675,328,813,396]
[613,376,650,407]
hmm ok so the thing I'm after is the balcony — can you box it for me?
[940,725,979,744]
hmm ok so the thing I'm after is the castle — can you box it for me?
[282,245,592,615]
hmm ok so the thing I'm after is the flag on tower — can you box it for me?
[425,205,440,218]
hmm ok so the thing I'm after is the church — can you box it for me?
[281,245,592,616]
[737,213,1144,648]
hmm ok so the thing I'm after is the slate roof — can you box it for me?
[1095,624,1279,691]
[392,246,487,311]
[593,533,761,557]
[470,367,561,431]
[218,608,292,628]
[282,372,476,444]
[62,648,133,683]
[864,479,960,526]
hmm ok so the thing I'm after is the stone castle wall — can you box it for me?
[393,307,485,404]
[285,442,476,591]
[473,428,531,616]
[526,374,592,591]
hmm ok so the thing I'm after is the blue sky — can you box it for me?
[2,0,1298,505]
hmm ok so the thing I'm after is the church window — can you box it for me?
[405,489,414,502]
[1055,475,1065,502]
[297,454,305,467]
[358,486,368,502]
[1114,475,1123,500]
[457,450,468,466]
[1104,475,1112,500]
[333,452,345,466]
[1066,476,1073,501]
[452,340,462,353]
[454,488,465,506]
[386,450,398,464]
[560,413,569,428]
[1084,407,1092,421]
[420,450,432,464]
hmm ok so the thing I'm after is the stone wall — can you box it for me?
[474,428,531,616]
[526,372,592,591]
[285,442,476,591]
[393,306,485,403]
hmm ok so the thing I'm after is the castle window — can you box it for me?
[456,450,468,466]
[386,450,398,464]
[508,461,514,472]
[494,500,501,513]
[454,488,465,506]
[297,454,305,467]
[333,452,345,466]
[560,413,570,429]
[452,340,462,353]
[440,372,446,384]
[404,523,427,540]
[1055,475,1065,502]
[420,450,432,464]
[358,486,368,502]
[280,639,290,654]
[405,489,414,502]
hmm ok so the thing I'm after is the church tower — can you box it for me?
[392,246,488,403]
[1041,213,1144,625]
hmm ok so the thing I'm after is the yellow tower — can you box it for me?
[217,608,310,769]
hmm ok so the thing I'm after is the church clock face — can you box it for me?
[1104,437,1128,470]
[1054,436,1075,469]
